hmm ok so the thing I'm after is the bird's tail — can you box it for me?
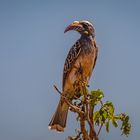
[48,99,69,132]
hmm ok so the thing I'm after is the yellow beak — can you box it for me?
[64,21,81,33]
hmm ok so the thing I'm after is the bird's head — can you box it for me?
[64,20,95,37]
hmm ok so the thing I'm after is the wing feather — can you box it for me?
[62,41,81,89]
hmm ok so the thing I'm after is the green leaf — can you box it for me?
[93,111,100,126]
[112,119,118,127]
[105,121,110,133]
[120,113,131,136]
[114,114,121,120]
[93,111,99,119]
[91,89,104,99]
[103,111,107,118]
[90,89,104,106]
[100,101,115,121]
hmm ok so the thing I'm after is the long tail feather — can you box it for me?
[48,100,69,132]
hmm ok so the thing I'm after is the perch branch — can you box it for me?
[53,85,84,115]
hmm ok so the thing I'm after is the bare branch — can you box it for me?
[97,123,103,137]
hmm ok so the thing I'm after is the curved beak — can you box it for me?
[64,21,81,33]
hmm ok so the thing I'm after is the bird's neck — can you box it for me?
[80,34,94,41]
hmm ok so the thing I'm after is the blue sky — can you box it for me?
[0,0,140,140]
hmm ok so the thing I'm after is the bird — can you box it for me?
[48,20,98,132]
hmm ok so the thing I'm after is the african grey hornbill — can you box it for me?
[48,20,98,132]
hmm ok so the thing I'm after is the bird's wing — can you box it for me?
[62,41,81,90]
[91,39,98,71]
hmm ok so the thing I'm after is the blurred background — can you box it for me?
[0,0,140,140]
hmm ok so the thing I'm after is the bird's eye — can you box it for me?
[81,24,88,29]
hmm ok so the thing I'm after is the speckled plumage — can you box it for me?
[49,20,98,132]
[63,36,97,96]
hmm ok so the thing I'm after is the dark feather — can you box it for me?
[63,41,81,89]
